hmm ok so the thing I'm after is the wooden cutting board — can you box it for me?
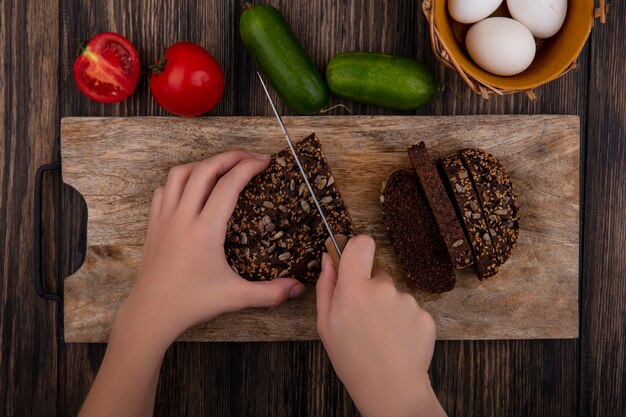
[61,115,579,342]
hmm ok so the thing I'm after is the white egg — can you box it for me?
[466,17,536,76]
[507,0,567,39]
[448,0,504,24]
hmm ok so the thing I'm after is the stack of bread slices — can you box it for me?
[381,142,520,293]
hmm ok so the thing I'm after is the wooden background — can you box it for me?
[1,0,624,416]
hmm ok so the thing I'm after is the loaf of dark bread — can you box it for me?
[408,142,473,269]
[225,134,354,282]
[380,170,456,293]
[438,154,499,279]
[460,148,520,266]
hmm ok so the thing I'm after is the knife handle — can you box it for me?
[325,234,386,277]
[324,234,348,269]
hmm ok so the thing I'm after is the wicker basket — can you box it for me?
[422,0,608,99]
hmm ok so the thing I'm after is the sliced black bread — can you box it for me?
[438,155,499,279]
[408,142,473,269]
[225,133,354,282]
[380,170,456,293]
[460,148,520,266]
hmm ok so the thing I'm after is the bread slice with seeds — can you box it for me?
[225,133,354,282]
[460,148,520,266]
[408,142,473,269]
[438,155,499,279]
[381,170,456,293]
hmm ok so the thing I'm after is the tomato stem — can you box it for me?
[75,38,87,57]
[148,52,167,78]
[243,2,252,11]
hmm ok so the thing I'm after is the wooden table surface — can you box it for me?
[1,0,624,416]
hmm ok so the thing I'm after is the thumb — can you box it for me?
[337,235,376,286]
[316,253,338,328]
[233,277,305,309]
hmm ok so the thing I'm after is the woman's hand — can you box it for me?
[316,235,447,417]
[79,152,305,417]
[121,151,305,345]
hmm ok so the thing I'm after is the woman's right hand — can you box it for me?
[316,235,447,417]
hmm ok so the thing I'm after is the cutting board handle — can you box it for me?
[34,155,63,308]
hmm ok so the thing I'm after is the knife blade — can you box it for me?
[256,72,343,257]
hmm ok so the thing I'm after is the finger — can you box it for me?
[161,162,197,219]
[230,278,305,310]
[200,156,270,234]
[144,186,165,247]
[316,253,338,328]
[178,151,258,216]
[336,235,376,286]
[138,186,164,284]
[147,186,164,231]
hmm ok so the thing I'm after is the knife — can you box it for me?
[256,72,343,257]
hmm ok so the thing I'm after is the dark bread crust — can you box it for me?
[381,170,456,293]
[225,134,354,282]
[460,148,520,266]
[408,142,473,269]
[438,155,499,279]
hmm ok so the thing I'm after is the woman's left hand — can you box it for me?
[121,151,305,346]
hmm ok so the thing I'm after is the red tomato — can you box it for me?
[73,32,140,103]
[149,42,225,117]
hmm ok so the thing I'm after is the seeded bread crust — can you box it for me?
[438,155,499,279]
[225,133,354,282]
[408,142,473,269]
[460,148,520,265]
[381,170,456,293]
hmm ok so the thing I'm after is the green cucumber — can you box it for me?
[240,3,328,115]
[326,52,436,110]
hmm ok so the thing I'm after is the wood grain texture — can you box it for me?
[55,1,588,415]
[0,0,60,416]
[580,1,626,415]
[60,115,580,342]
[0,0,615,415]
